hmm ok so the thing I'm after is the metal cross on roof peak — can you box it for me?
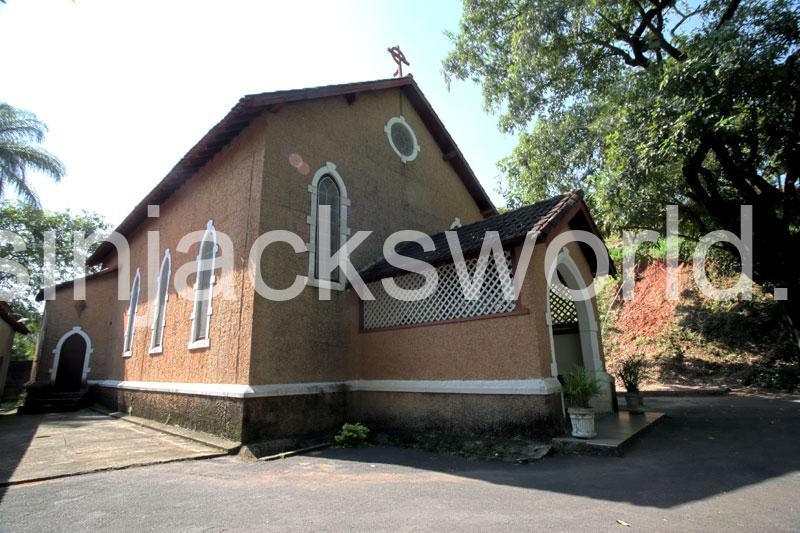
[387,46,410,77]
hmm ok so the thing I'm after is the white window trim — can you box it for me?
[188,220,217,350]
[306,162,350,291]
[384,115,420,163]
[122,268,141,358]
[149,249,171,355]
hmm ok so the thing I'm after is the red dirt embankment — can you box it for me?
[604,259,799,391]
[608,261,690,359]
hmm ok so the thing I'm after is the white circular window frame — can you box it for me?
[384,116,420,163]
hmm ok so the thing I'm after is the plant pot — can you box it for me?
[567,407,597,439]
[625,391,645,414]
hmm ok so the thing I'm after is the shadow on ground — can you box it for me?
[312,394,800,509]
[0,411,41,502]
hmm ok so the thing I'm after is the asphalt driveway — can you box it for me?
[0,409,225,486]
[1,395,799,532]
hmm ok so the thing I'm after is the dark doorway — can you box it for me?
[54,333,86,391]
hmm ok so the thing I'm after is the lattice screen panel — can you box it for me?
[363,250,516,330]
[549,283,578,326]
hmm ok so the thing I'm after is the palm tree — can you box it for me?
[0,103,65,207]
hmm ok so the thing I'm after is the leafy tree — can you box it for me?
[445,0,800,340]
[0,103,65,207]
[0,202,109,359]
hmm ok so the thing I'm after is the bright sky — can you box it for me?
[0,0,515,227]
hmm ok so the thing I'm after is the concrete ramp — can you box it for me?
[0,409,226,485]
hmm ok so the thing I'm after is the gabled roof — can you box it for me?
[87,76,496,266]
[359,190,615,282]
[0,301,29,334]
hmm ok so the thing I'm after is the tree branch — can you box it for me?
[717,0,742,28]
[708,136,761,204]
[671,7,702,38]
[583,35,647,67]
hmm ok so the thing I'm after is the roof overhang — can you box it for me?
[0,301,29,334]
[359,191,616,283]
[35,266,118,302]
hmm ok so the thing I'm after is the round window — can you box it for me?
[384,116,420,163]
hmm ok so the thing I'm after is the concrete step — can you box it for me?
[552,410,665,456]
[18,386,91,414]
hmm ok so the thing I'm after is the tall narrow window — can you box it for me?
[149,249,171,354]
[307,162,349,289]
[122,268,141,357]
[315,176,341,279]
[189,221,217,349]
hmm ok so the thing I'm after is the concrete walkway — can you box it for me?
[0,409,226,485]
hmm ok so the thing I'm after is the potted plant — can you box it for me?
[561,368,602,439]
[614,355,650,414]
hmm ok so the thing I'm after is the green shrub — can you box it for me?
[745,363,799,391]
[334,422,370,447]
[561,368,601,409]
[613,355,651,392]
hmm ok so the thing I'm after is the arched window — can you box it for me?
[307,162,349,289]
[189,221,217,349]
[122,268,141,357]
[315,176,341,279]
[149,249,171,354]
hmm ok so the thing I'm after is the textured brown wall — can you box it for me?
[0,320,13,399]
[2,360,32,402]
[0,320,12,358]
[352,227,607,381]
[356,242,554,381]
[250,88,486,385]
[39,114,269,386]
[35,273,119,384]
[116,115,267,385]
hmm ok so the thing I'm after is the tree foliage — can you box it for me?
[1,202,109,313]
[0,103,65,207]
[1,202,109,358]
[445,0,800,330]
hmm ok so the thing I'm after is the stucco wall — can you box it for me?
[35,273,118,384]
[355,242,554,381]
[0,320,14,399]
[2,360,32,402]
[38,114,269,386]
[250,88,486,386]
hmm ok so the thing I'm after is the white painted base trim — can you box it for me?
[88,378,562,399]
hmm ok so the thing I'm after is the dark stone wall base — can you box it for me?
[93,385,244,442]
[347,391,565,438]
[242,392,346,443]
[92,386,565,444]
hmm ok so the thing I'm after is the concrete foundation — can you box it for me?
[93,386,244,442]
[92,385,566,444]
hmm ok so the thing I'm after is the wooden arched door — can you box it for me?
[54,333,87,391]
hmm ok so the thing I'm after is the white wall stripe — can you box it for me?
[88,378,562,399]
